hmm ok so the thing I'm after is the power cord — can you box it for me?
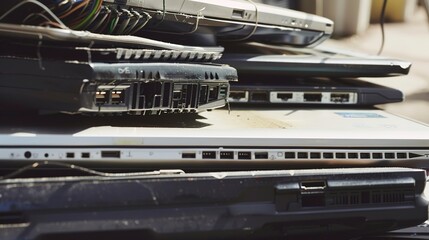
[377,0,388,55]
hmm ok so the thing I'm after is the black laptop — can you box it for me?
[0,167,426,240]
[218,43,411,78]
[0,57,236,115]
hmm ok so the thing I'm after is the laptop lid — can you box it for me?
[102,0,333,46]
[0,167,426,239]
[217,45,411,78]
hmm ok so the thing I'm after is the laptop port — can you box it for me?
[284,152,296,159]
[238,151,251,159]
[95,91,109,105]
[297,152,308,159]
[360,153,371,159]
[255,152,269,159]
[330,93,350,103]
[303,93,322,102]
[251,92,269,102]
[202,151,216,159]
[182,152,196,159]
[348,153,358,159]
[277,93,293,101]
[372,153,383,159]
[229,91,247,101]
[24,151,32,159]
[66,152,75,158]
[301,181,326,190]
[232,9,245,18]
[323,152,334,159]
[101,151,121,158]
[336,152,346,159]
[111,90,125,105]
[310,152,321,159]
[81,152,90,158]
[220,151,234,159]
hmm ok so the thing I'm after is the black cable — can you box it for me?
[377,0,388,55]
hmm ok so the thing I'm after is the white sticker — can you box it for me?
[335,112,385,118]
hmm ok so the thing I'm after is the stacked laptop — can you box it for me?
[0,1,427,240]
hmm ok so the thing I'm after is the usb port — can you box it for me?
[101,151,121,158]
[202,151,216,159]
[182,152,196,159]
[232,9,245,18]
[238,152,251,160]
[220,151,234,159]
[255,152,268,159]
[81,152,90,158]
[66,152,75,158]
[331,93,350,103]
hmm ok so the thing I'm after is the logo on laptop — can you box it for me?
[335,112,386,118]
[118,67,131,74]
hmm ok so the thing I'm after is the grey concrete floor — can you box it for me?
[327,7,429,124]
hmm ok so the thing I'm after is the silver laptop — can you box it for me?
[1,109,428,169]
[103,0,334,46]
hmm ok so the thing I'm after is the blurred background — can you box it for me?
[254,0,429,124]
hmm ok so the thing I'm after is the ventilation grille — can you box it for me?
[328,189,413,206]
[283,151,424,160]
[178,150,428,160]
[114,48,221,62]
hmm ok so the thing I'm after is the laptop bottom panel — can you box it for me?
[0,168,426,240]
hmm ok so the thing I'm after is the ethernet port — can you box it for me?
[303,93,322,102]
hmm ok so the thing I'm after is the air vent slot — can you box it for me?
[328,189,413,206]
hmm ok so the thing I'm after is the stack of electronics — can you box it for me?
[0,1,427,240]
[0,2,239,115]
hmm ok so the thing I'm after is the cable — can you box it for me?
[88,6,110,32]
[224,0,259,42]
[377,0,388,55]
[0,161,184,180]
[73,0,103,30]
[129,11,152,35]
[22,12,54,25]
[0,0,68,29]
